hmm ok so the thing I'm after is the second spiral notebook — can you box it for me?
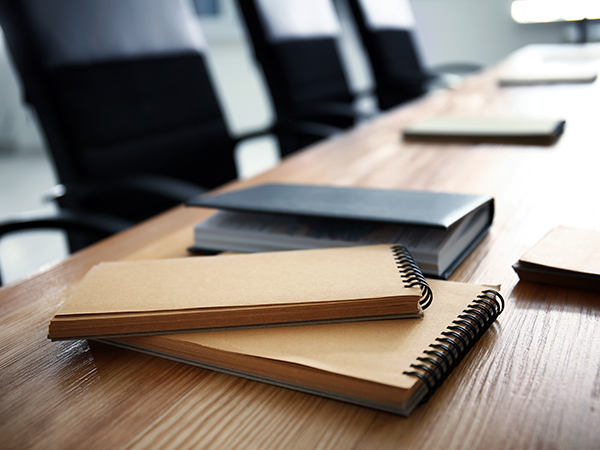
[105,280,503,416]
[49,245,432,340]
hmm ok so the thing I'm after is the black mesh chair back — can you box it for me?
[347,0,428,110]
[0,0,238,247]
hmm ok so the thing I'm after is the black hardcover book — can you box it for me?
[187,184,494,279]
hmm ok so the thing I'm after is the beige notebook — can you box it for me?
[513,226,600,291]
[49,245,432,339]
[498,69,597,86]
[105,280,504,416]
[403,117,566,145]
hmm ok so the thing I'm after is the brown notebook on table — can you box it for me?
[104,279,504,416]
[403,117,566,145]
[49,245,432,340]
[498,69,598,86]
[513,226,600,291]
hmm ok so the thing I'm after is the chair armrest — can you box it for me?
[353,87,376,99]
[234,120,343,143]
[57,175,208,206]
[232,127,272,142]
[0,209,130,238]
[293,102,361,121]
[0,209,133,286]
[0,209,131,286]
[273,119,344,140]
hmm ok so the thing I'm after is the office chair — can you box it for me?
[0,0,259,284]
[347,0,481,110]
[236,0,367,156]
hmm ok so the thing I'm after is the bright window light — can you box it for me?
[511,1,600,24]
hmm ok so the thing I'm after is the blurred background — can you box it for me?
[0,0,597,284]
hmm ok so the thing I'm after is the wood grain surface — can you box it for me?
[2,44,600,449]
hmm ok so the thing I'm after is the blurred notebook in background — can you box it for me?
[104,279,504,416]
[403,117,565,145]
[49,245,432,340]
[513,226,600,291]
[498,68,597,85]
[187,184,494,279]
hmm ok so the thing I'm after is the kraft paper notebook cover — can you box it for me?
[402,117,565,145]
[513,226,600,291]
[104,279,504,416]
[49,245,432,340]
[187,183,494,279]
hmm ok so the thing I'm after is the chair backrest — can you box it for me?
[0,0,237,218]
[347,0,428,110]
[236,0,355,122]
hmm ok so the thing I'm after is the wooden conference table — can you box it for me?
[2,44,600,449]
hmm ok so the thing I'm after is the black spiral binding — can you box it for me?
[402,289,505,403]
[392,245,433,310]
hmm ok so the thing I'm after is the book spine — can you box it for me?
[403,289,505,402]
[392,245,433,309]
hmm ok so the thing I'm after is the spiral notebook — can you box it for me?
[49,245,432,340]
[104,280,504,416]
